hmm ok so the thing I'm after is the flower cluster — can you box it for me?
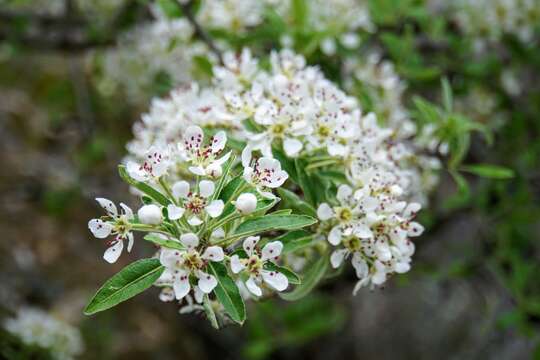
[86,49,427,327]
[454,0,540,47]
[4,308,84,360]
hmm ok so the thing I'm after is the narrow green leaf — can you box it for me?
[143,234,185,250]
[277,188,317,217]
[118,165,170,206]
[295,158,317,206]
[272,230,314,253]
[232,214,317,239]
[280,253,329,301]
[264,263,301,284]
[211,154,236,202]
[441,77,453,112]
[84,259,165,315]
[207,262,246,324]
[460,164,515,179]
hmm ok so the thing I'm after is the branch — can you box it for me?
[176,0,223,64]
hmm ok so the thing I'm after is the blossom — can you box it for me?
[230,236,289,296]
[178,125,232,177]
[126,145,171,182]
[137,204,163,225]
[234,192,258,215]
[171,179,225,226]
[88,198,135,263]
[159,233,224,300]
[243,157,288,199]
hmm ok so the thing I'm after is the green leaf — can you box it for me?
[264,263,301,284]
[84,259,165,315]
[157,0,183,18]
[118,165,170,206]
[295,158,318,206]
[207,262,246,324]
[272,147,298,183]
[280,253,329,301]
[275,230,314,253]
[441,77,453,112]
[143,234,185,250]
[277,188,317,217]
[219,175,246,203]
[211,154,236,202]
[460,164,515,179]
[203,294,219,329]
[232,214,317,239]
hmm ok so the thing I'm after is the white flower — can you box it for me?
[234,193,258,215]
[88,198,135,264]
[126,145,171,182]
[159,233,224,300]
[178,125,231,176]
[243,157,288,199]
[137,204,163,225]
[230,236,288,296]
[171,179,224,226]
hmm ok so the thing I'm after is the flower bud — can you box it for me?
[138,204,162,225]
[206,163,223,178]
[235,193,257,215]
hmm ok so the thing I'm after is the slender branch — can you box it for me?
[176,0,223,64]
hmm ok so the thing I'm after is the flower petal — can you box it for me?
[180,233,199,249]
[197,271,218,293]
[183,125,204,152]
[261,241,283,261]
[172,181,190,199]
[211,131,227,153]
[283,137,303,157]
[351,252,369,278]
[262,270,289,291]
[127,232,134,252]
[173,271,191,300]
[330,248,348,268]
[167,204,185,220]
[160,248,181,268]
[230,255,246,274]
[337,185,353,203]
[243,236,260,256]
[317,203,334,221]
[202,246,224,262]
[96,198,117,217]
[206,200,224,218]
[246,276,262,297]
[199,180,215,198]
[88,219,113,238]
[328,226,342,245]
[103,240,124,264]
[188,166,206,176]
[119,203,134,220]
[187,216,203,226]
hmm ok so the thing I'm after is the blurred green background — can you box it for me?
[0,0,539,358]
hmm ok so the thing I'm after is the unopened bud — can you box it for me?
[138,204,162,225]
[235,193,257,215]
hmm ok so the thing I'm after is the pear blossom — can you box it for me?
[88,198,135,263]
[230,236,289,296]
[178,125,232,176]
[126,145,171,182]
[159,233,225,300]
[234,193,258,215]
[171,179,224,226]
[137,204,163,225]
[243,157,288,199]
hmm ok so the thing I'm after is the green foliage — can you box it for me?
[232,214,317,239]
[207,262,247,324]
[84,259,165,315]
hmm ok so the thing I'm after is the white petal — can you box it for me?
[126,161,147,182]
[103,241,124,263]
[202,246,224,262]
[317,203,334,221]
[404,202,422,218]
[328,226,342,245]
[197,271,218,293]
[172,181,190,199]
[262,270,289,291]
[96,198,117,217]
[330,248,348,268]
[351,252,369,278]
[119,203,134,220]
[283,137,303,157]
[189,166,206,176]
[173,272,191,300]
[230,255,246,274]
[354,224,372,239]
[180,233,199,249]
[246,276,262,297]
[210,227,225,239]
[211,131,227,153]
[261,241,283,261]
[88,219,113,238]
[127,232,134,252]
[206,200,224,218]
[376,242,392,262]
[167,204,185,220]
[159,287,175,302]
[193,286,204,303]
[183,125,204,152]
[407,222,424,237]
[160,248,181,268]
[394,261,410,273]
[188,216,203,226]
[199,180,215,198]
[243,236,260,256]
[337,185,353,203]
